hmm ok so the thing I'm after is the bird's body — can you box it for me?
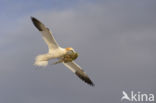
[31,17,94,86]
[34,47,67,66]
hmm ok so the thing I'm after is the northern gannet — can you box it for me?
[31,17,94,86]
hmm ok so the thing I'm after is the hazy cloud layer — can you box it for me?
[0,1,156,103]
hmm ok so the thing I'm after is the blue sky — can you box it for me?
[0,0,156,103]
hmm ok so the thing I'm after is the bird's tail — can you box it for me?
[34,54,50,66]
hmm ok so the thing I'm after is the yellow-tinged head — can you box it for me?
[65,47,73,51]
[64,47,79,61]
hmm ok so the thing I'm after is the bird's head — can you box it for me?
[65,47,78,60]
[65,47,74,51]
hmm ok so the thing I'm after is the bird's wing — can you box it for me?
[63,61,94,86]
[31,17,59,51]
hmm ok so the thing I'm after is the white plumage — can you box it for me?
[31,17,94,86]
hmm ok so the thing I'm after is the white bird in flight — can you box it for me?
[31,17,94,86]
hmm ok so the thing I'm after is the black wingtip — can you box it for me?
[75,71,95,87]
[31,16,43,31]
